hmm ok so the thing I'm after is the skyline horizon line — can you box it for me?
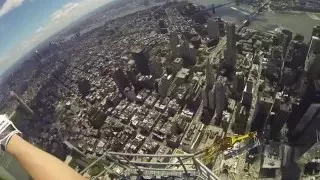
[0,0,115,76]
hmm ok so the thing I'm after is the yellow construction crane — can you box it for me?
[196,132,258,165]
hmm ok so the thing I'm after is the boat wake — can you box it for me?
[230,7,250,16]
[307,13,320,21]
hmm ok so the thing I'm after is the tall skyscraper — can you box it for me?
[169,31,179,58]
[291,104,320,155]
[270,46,283,60]
[213,76,227,125]
[282,29,293,56]
[177,41,197,66]
[126,62,140,90]
[149,58,163,79]
[124,87,138,102]
[208,86,216,111]
[270,102,292,140]
[88,107,107,129]
[224,22,237,68]
[241,78,253,107]
[284,40,308,69]
[202,86,209,109]
[205,58,214,90]
[131,48,150,75]
[113,67,130,92]
[305,36,320,78]
[188,44,197,65]
[159,19,166,28]
[232,72,245,96]
[173,58,183,73]
[190,36,201,49]
[158,74,172,97]
[203,57,216,117]
[207,18,220,39]
[77,79,91,98]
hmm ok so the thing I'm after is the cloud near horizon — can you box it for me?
[0,0,24,17]
[52,2,79,22]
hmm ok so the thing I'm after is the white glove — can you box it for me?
[0,115,21,151]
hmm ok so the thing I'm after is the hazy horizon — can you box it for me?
[0,0,114,75]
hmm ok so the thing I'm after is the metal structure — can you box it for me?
[81,152,220,180]
[81,132,259,180]
[0,151,30,180]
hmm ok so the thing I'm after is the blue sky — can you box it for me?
[0,0,67,57]
[0,0,111,74]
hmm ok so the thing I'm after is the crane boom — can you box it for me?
[230,132,257,145]
[197,132,258,165]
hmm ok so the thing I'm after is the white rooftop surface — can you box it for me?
[262,144,281,169]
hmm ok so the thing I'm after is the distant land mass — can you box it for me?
[0,0,136,85]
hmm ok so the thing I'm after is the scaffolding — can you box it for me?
[80,152,220,180]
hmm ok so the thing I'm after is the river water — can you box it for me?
[61,0,320,43]
[193,0,320,41]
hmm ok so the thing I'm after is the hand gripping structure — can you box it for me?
[0,115,21,151]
